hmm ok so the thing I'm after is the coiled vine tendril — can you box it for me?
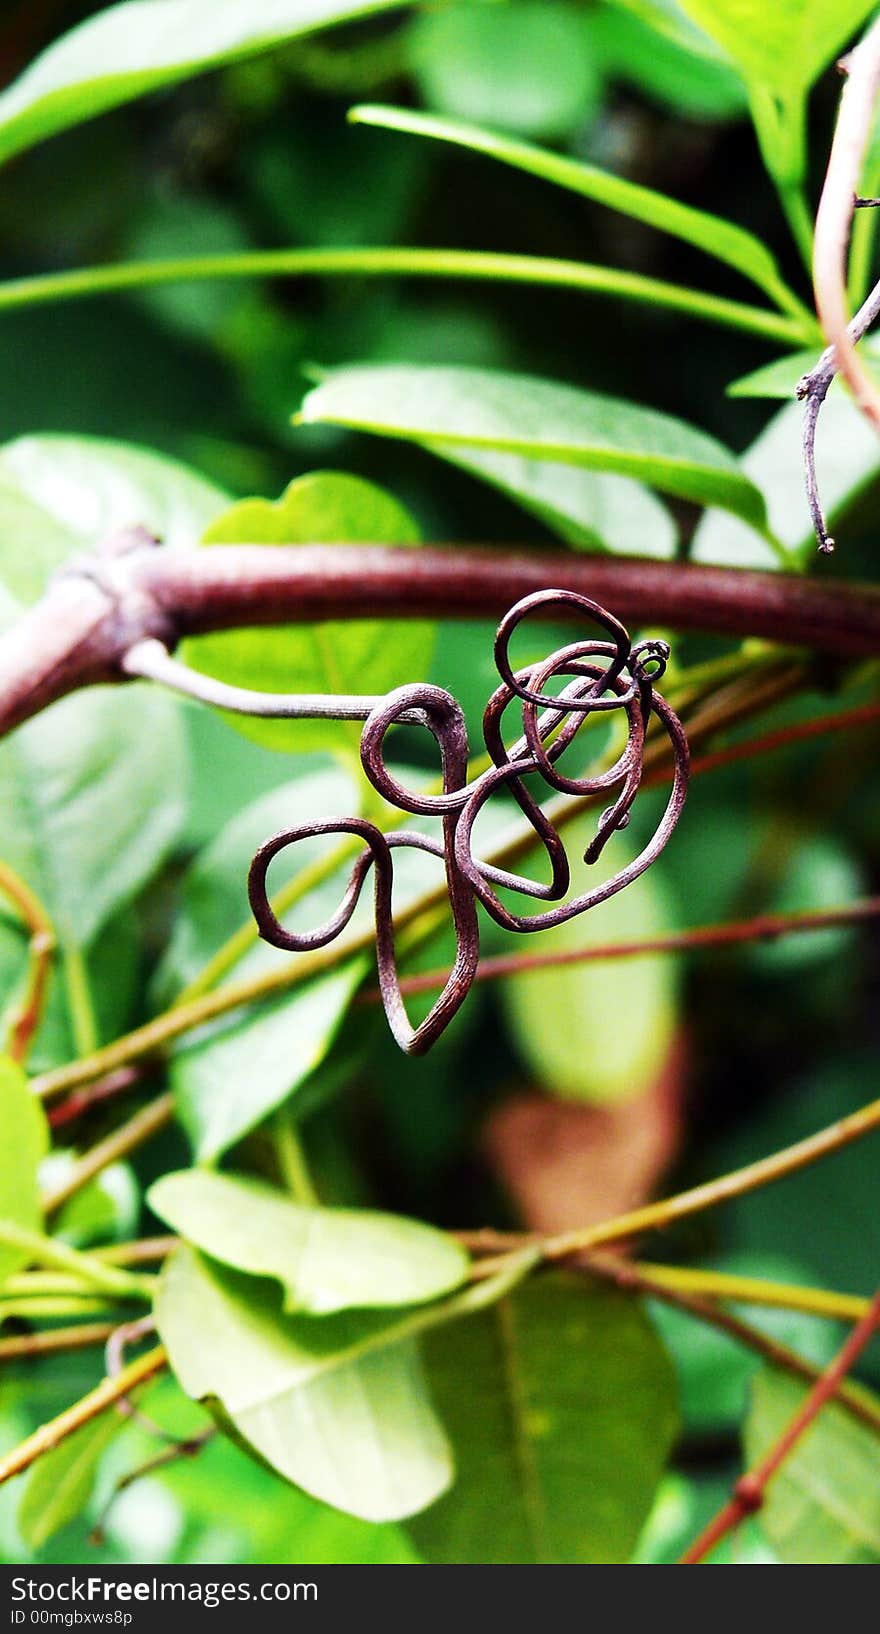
[245,589,690,1054]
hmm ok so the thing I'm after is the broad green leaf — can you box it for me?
[299,365,767,527]
[0,1057,49,1286]
[410,1274,679,1564]
[148,1169,469,1314]
[501,822,680,1103]
[180,471,432,758]
[431,444,678,557]
[0,435,219,955]
[745,1368,880,1563]
[691,394,880,568]
[156,1245,457,1522]
[17,1412,124,1551]
[0,1,409,170]
[0,433,228,619]
[674,2,877,97]
[156,769,367,1160]
[408,2,601,141]
[0,687,187,951]
[349,105,794,306]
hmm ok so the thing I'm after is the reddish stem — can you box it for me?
[680,1287,880,1563]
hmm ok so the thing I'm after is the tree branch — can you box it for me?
[4,533,880,739]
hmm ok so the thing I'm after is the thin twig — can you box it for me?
[0,861,56,1063]
[680,1287,880,1563]
[97,1237,177,1268]
[47,1065,146,1131]
[814,19,880,431]
[89,1429,215,1547]
[0,1345,167,1487]
[0,1322,117,1363]
[42,1093,175,1216]
[365,893,880,1001]
[581,1254,880,1435]
[657,696,880,786]
[800,16,880,550]
[538,1092,880,1261]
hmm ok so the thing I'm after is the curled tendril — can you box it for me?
[247,588,689,1056]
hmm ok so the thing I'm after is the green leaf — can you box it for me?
[408,1,601,142]
[0,437,220,964]
[148,1169,469,1315]
[299,365,768,527]
[0,433,228,620]
[726,349,819,399]
[0,1056,49,1286]
[744,1367,880,1563]
[728,340,880,399]
[349,105,797,308]
[674,1,877,98]
[0,687,187,952]
[431,444,679,556]
[500,821,680,1103]
[17,1411,124,1551]
[156,1246,456,1523]
[0,0,410,170]
[410,1274,679,1564]
[593,0,748,122]
[180,471,432,758]
[691,394,880,568]
[157,769,368,1160]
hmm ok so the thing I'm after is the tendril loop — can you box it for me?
[248,588,689,1055]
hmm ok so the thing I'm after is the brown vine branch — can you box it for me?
[801,15,880,550]
[680,1286,880,1563]
[3,532,880,741]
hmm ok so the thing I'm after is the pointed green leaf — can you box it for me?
[410,1274,680,1564]
[148,1170,469,1315]
[0,1,410,170]
[180,471,432,759]
[0,1056,49,1286]
[433,445,678,556]
[299,365,767,526]
[349,105,795,306]
[744,1367,880,1563]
